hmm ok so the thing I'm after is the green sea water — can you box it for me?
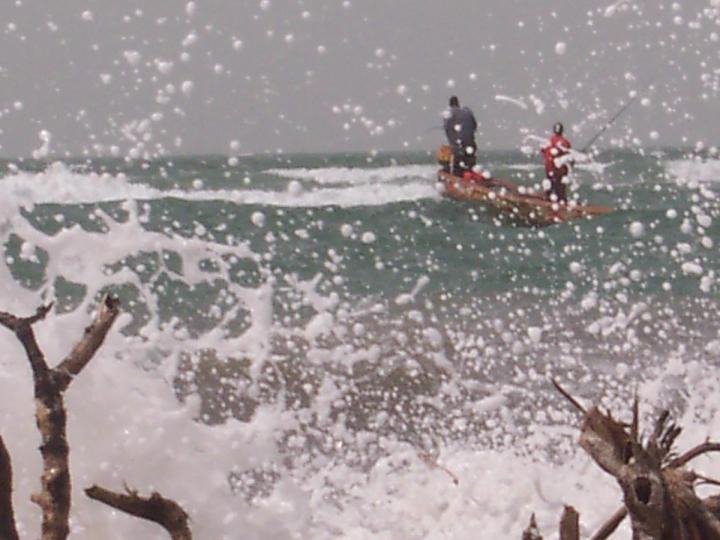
[6,148,717,295]
[2,148,719,430]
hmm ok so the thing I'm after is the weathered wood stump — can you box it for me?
[524,380,720,539]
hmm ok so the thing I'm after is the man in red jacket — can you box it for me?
[541,122,572,203]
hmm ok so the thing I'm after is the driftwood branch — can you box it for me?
[85,485,191,540]
[0,304,53,381]
[0,303,53,331]
[553,380,720,540]
[671,442,720,468]
[0,302,68,539]
[589,506,626,540]
[55,296,121,391]
[551,378,586,414]
[0,435,19,540]
[0,295,120,540]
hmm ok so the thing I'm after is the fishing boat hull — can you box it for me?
[438,171,612,227]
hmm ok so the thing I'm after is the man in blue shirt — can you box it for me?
[443,96,478,175]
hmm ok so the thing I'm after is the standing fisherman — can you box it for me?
[541,122,572,203]
[443,96,478,175]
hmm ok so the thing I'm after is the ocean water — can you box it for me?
[0,148,719,538]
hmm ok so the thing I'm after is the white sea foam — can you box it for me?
[3,294,718,539]
[1,179,720,538]
[506,163,541,171]
[0,201,306,538]
[666,159,720,183]
[0,162,439,209]
[265,164,436,185]
[577,160,612,174]
[268,160,613,189]
[219,181,439,207]
[0,162,160,206]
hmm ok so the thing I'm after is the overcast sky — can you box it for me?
[0,0,717,157]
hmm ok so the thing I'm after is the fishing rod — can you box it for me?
[580,95,638,153]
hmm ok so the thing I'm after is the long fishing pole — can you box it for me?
[580,95,638,153]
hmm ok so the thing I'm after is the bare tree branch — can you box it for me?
[28,371,70,540]
[650,409,669,444]
[0,303,52,332]
[0,304,54,381]
[691,472,720,488]
[55,295,121,391]
[85,485,191,540]
[0,435,19,540]
[579,407,632,478]
[670,442,720,468]
[26,304,55,326]
[0,297,120,540]
[0,304,68,539]
[17,321,53,385]
[0,312,20,331]
[630,395,639,442]
[589,507,627,540]
[551,379,586,414]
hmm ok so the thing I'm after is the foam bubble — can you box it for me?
[287,180,303,196]
[251,212,266,227]
[361,231,376,244]
[629,221,645,238]
[340,224,353,237]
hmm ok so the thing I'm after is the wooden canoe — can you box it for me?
[438,171,612,227]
